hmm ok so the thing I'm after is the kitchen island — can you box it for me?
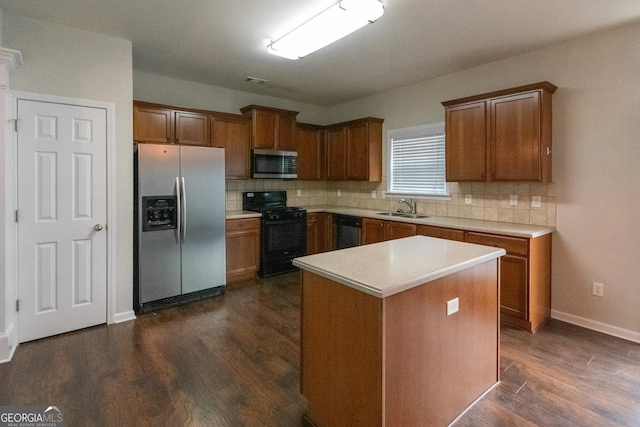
[293,235,506,427]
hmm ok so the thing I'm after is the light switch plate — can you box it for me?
[447,297,459,316]
[465,194,472,204]
[371,190,376,199]
[296,189,302,197]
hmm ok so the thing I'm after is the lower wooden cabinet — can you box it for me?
[416,224,465,241]
[464,231,551,332]
[306,213,331,255]
[225,218,260,282]
[361,218,416,244]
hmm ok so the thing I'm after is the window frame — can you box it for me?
[386,122,450,199]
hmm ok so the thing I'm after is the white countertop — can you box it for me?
[293,235,506,298]
[226,205,554,238]
[225,210,261,220]
[304,205,554,238]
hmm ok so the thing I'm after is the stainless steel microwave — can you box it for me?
[252,149,298,179]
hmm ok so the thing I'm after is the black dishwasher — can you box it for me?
[333,215,361,249]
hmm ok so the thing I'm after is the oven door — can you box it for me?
[262,217,307,261]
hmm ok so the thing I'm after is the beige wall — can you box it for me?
[133,71,329,125]
[3,14,134,319]
[145,22,640,337]
[3,11,637,343]
[327,23,640,336]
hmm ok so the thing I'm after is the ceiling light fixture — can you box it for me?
[267,0,384,60]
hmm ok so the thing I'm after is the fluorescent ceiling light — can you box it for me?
[267,0,384,60]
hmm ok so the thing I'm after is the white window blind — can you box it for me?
[388,123,448,196]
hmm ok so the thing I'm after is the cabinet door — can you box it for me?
[211,114,251,180]
[445,101,487,181]
[361,218,385,244]
[133,104,172,144]
[276,113,297,150]
[296,125,326,180]
[490,91,541,181]
[416,225,465,241]
[226,219,260,282]
[326,126,347,180]
[385,222,416,240]
[306,213,330,255]
[175,111,210,146]
[346,122,368,180]
[252,109,277,149]
[500,255,528,320]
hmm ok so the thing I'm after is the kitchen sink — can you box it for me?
[399,213,429,219]
[376,212,429,219]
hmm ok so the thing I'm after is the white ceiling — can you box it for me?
[2,0,640,106]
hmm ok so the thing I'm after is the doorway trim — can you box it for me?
[10,91,117,344]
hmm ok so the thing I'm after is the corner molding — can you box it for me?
[551,309,640,344]
[0,48,24,69]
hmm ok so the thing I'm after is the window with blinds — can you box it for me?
[388,123,448,196]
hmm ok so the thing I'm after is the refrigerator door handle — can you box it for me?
[181,176,187,243]
[175,177,181,244]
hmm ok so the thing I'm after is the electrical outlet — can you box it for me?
[509,195,518,206]
[446,297,459,316]
[371,190,376,199]
[296,189,302,197]
[465,194,472,204]
[337,190,341,197]
[532,196,542,208]
[592,282,604,297]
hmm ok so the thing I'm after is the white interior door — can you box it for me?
[17,99,107,343]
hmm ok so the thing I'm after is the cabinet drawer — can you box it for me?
[416,225,465,242]
[226,218,260,232]
[466,232,528,256]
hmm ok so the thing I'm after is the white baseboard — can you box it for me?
[551,309,640,344]
[113,310,136,324]
[0,323,17,364]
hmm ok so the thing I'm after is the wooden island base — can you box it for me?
[300,259,500,427]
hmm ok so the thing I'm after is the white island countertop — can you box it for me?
[293,235,506,298]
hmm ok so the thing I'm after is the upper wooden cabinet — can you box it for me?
[326,126,347,180]
[211,113,251,180]
[296,123,326,181]
[133,103,172,144]
[326,117,383,182]
[442,82,557,183]
[134,101,209,147]
[240,105,299,150]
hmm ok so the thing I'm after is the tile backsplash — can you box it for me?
[226,180,556,227]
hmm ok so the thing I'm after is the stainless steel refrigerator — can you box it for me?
[134,143,226,313]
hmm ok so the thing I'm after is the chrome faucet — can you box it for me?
[397,198,416,214]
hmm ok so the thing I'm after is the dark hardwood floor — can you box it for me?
[1,272,639,426]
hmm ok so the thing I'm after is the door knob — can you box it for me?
[94,224,104,231]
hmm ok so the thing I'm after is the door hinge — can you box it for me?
[16,299,19,312]
[13,119,20,133]
[15,210,18,223]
